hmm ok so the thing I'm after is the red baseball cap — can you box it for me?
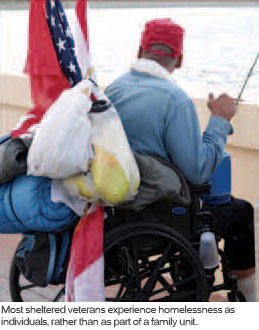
[140,18,184,58]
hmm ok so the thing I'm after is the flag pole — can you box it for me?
[235,52,259,105]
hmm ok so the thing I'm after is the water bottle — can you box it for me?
[199,231,220,269]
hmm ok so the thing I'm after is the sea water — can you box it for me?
[0,3,259,104]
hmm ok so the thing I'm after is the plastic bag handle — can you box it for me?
[90,100,112,113]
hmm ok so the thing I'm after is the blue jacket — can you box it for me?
[0,175,75,234]
[105,62,233,185]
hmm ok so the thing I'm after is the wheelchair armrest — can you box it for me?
[189,182,211,195]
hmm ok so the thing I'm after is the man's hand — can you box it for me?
[207,93,236,121]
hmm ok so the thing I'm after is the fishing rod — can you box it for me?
[235,51,259,105]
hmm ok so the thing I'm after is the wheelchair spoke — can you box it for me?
[53,287,65,302]
[170,251,192,262]
[157,274,175,295]
[105,263,121,280]
[174,274,199,288]
[142,242,172,297]
[115,284,126,300]
[132,244,143,293]
[20,283,37,291]
[107,283,130,301]
[122,243,144,299]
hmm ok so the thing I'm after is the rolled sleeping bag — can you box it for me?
[0,174,75,234]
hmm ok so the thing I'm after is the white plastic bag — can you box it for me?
[63,84,140,205]
[27,80,94,178]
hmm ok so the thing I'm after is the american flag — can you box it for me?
[46,0,82,87]
[13,0,105,302]
[12,0,93,137]
[65,205,105,302]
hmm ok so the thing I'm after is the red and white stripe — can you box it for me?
[65,205,105,302]
[74,0,92,79]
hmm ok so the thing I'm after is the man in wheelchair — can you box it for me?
[105,18,255,301]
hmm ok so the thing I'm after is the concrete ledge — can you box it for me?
[0,74,32,109]
[0,103,28,136]
[1,74,259,149]
[193,99,259,150]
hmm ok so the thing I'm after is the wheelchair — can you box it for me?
[8,181,245,302]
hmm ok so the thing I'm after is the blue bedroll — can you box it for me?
[0,174,75,234]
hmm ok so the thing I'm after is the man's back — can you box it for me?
[105,68,190,162]
[105,60,232,185]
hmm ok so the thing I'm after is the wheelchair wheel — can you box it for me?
[9,258,65,302]
[104,222,208,302]
[9,222,208,302]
